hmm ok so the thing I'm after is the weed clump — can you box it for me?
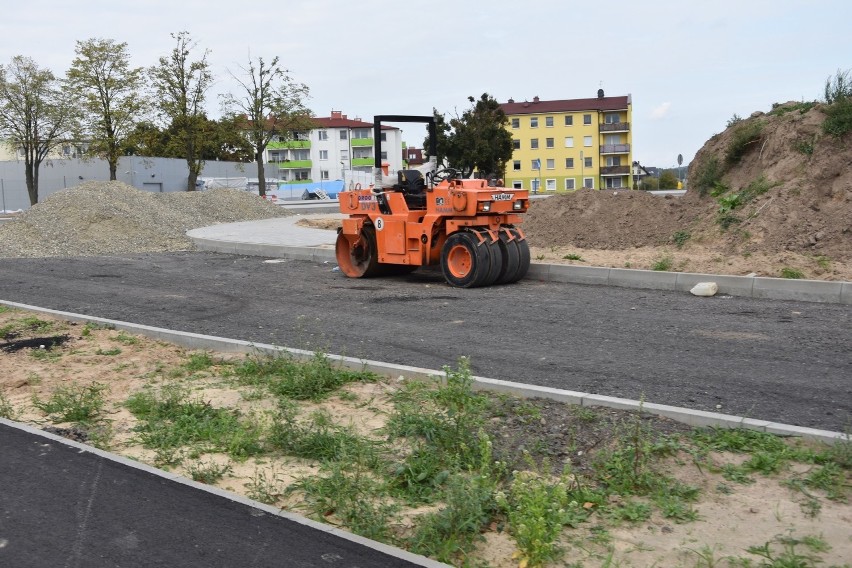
[726,120,764,164]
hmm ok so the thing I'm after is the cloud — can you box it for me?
[650,102,672,120]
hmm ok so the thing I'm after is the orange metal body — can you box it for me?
[337,179,529,268]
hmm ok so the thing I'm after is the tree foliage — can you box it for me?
[125,117,253,163]
[658,170,679,189]
[148,31,213,190]
[66,38,147,180]
[220,55,312,196]
[0,56,77,205]
[431,93,513,179]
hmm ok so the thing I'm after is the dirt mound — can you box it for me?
[524,189,708,249]
[523,101,851,272]
[0,182,290,258]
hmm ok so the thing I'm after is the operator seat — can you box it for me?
[396,170,427,209]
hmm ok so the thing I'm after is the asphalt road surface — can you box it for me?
[0,422,430,568]
[1,252,849,432]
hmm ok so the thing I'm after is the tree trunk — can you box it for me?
[25,158,38,206]
[109,158,118,181]
[256,153,266,197]
[186,159,198,191]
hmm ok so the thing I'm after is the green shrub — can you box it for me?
[651,256,673,272]
[692,156,723,197]
[780,267,804,279]
[824,68,852,104]
[672,231,690,249]
[726,120,764,164]
[33,382,107,424]
[793,138,815,155]
[822,98,852,137]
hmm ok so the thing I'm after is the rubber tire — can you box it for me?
[335,225,380,278]
[440,232,491,288]
[511,229,531,283]
[495,231,522,285]
[480,237,503,287]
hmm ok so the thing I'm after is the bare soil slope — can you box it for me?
[523,102,852,280]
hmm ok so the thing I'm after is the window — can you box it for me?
[546,179,556,191]
[293,149,310,160]
[606,156,621,166]
[381,132,387,142]
[319,150,328,160]
[513,160,521,171]
[546,158,555,170]
[565,178,576,190]
[513,181,523,189]
[318,130,328,141]
[380,151,388,159]
[584,136,593,147]
[564,136,574,148]
[532,159,541,170]
[530,117,538,128]
[565,157,574,168]
[530,138,539,149]
[513,139,521,150]
[353,128,370,139]
[321,170,329,180]
[545,138,554,149]
[583,114,592,125]
[604,113,621,124]
[605,177,623,189]
[545,116,554,127]
[340,130,348,140]
[605,134,621,145]
[584,177,594,189]
[511,118,520,128]
[340,150,349,160]
[584,157,592,168]
[564,115,573,126]
[295,171,309,180]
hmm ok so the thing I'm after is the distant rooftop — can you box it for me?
[501,93,631,115]
[312,111,397,130]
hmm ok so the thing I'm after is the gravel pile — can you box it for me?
[0,181,291,258]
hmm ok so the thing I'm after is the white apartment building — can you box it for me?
[265,111,403,187]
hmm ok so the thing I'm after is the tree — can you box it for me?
[0,56,77,205]
[658,170,679,189]
[430,93,513,178]
[148,31,213,191]
[66,38,148,181]
[220,55,312,196]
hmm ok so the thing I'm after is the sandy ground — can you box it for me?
[2,308,850,567]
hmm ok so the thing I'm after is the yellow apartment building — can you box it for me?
[500,91,633,192]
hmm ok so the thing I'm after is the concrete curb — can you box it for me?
[0,418,449,568]
[2,299,845,445]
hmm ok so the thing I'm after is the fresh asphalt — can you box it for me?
[0,421,441,568]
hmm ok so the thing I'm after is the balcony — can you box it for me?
[600,144,630,154]
[350,138,374,147]
[351,157,374,167]
[600,165,630,176]
[274,159,312,169]
[268,140,311,149]
[600,122,630,132]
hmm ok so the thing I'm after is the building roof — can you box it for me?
[312,112,397,130]
[500,94,631,115]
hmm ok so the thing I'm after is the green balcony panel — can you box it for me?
[268,140,311,149]
[276,159,312,169]
[350,138,374,147]
[351,157,374,167]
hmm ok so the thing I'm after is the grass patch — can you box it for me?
[126,385,264,463]
[780,267,804,279]
[651,256,674,271]
[562,253,584,261]
[33,382,107,424]
[0,390,16,419]
[235,352,377,402]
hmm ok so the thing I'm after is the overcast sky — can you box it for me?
[4,0,850,167]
